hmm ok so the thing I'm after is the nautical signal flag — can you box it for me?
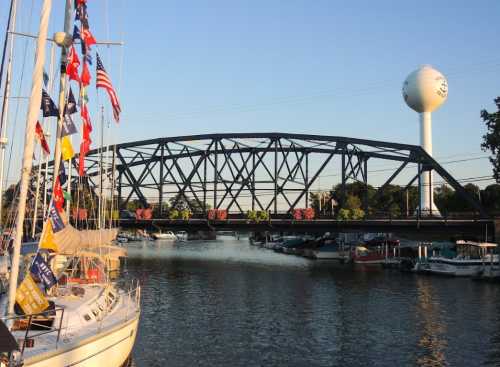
[59,163,67,185]
[72,25,81,41]
[66,46,80,82]
[40,89,59,117]
[61,136,74,160]
[79,137,91,176]
[80,60,91,87]
[15,274,49,315]
[81,28,96,49]
[80,104,91,128]
[35,121,50,156]
[48,202,65,233]
[64,87,78,115]
[39,220,58,252]
[75,2,88,23]
[61,114,78,137]
[30,253,57,289]
[84,53,93,66]
[79,113,92,176]
[53,177,65,212]
[96,53,121,123]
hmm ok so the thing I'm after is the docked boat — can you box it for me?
[308,241,349,261]
[151,231,177,240]
[5,255,140,367]
[175,231,188,242]
[351,238,401,265]
[277,236,313,254]
[0,0,141,365]
[415,240,499,276]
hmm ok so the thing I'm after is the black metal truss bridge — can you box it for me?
[69,132,487,219]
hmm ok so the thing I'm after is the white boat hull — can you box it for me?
[152,234,177,240]
[24,314,139,367]
[312,251,347,260]
[422,258,499,276]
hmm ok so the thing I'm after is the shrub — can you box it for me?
[168,209,179,220]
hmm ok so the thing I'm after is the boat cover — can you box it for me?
[53,225,118,254]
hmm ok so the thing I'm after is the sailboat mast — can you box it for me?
[0,0,15,90]
[0,0,18,225]
[51,0,73,193]
[32,42,56,238]
[98,106,104,229]
[7,0,53,317]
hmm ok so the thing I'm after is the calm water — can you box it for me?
[124,236,500,367]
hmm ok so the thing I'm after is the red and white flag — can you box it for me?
[96,53,121,123]
[35,121,50,156]
[66,45,80,82]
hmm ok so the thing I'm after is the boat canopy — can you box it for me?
[54,225,118,254]
[456,240,497,248]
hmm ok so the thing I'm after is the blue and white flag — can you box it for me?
[30,253,57,289]
[64,87,78,115]
[72,25,81,41]
[61,114,78,137]
[41,89,59,117]
[48,202,65,232]
[59,163,67,186]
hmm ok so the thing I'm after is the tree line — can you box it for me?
[310,182,500,219]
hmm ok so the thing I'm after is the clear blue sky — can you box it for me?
[1,0,499,189]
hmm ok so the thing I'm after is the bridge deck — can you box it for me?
[119,218,496,241]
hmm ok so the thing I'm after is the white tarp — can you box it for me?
[53,225,118,254]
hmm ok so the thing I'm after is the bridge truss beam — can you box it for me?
[41,133,488,218]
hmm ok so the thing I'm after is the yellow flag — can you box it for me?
[16,274,49,315]
[39,220,58,252]
[61,136,74,160]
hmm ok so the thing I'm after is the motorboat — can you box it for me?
[175,231,188,242]
[309,242,349,261]
[151,231,177,240]
[415,240,499,276]
[351,238,401,265]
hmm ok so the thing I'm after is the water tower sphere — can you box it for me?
[402,65,448,113]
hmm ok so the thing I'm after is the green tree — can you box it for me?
[481,97,500,183]
[345,194,361,210]
[463,183,481,211]
[434,184,455,215]
[481,184,500,214]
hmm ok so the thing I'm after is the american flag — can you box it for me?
[96,53,121,122]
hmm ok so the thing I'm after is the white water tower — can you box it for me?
[402,65,448,216]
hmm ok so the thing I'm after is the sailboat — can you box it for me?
[0,1,140,365]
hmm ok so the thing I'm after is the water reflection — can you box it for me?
[415,277,448,366]
[123,237,500,367]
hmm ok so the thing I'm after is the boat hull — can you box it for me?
[421,259,499,277]
[312,250,347,260]
[24,314,139,367]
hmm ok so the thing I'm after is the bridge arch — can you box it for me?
[68,133,486,217]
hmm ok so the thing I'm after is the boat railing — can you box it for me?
[1,305,66,357]
[124,280,141,322]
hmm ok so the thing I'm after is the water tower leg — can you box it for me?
[419,112,440,216]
